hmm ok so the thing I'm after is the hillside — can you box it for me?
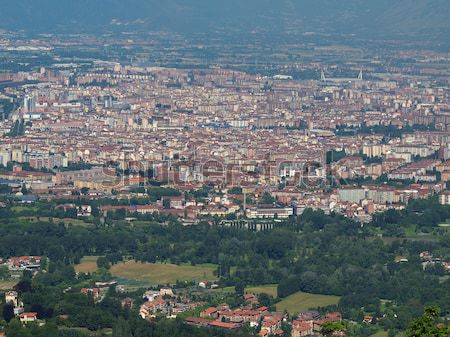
[0,0,448,41]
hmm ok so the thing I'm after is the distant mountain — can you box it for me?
[0,0,448,41]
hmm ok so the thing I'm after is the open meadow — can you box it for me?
[276,291,340,314]
[75,256,100,273]
[110,261,216,285]
[0,280,16,290]
[245,284,278,297]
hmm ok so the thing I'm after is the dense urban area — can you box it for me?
[0,19,449,337]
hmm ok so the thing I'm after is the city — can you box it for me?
[0,2,449,337]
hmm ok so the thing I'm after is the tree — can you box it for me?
[261,192,275,204]
[281,322,292,337]
[14,279,32,294]
[0,265,9,279]
[112,317,132,337]
[258,293,273,309]
[406,306,449,337]
[2,303,14,322]
[321,321,346,337]
[97,256,110,270]
[0,184,12,194]
[80,187,90,195]
[327,149,346,164]
[21,184,28,195]
[5,319,31,337]
[278,276,299,298]
[229,186,243,195]
[234,281,246,306]
[235,282,245,298]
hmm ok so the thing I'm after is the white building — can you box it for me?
[439,192,450,205]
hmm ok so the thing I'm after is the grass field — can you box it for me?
[370,331,388,337]
[0,280,16,290]
[75,256,100,273]
[404,225,417,237]
[110,261,216,285]
[276,291,340,314]
[246,284,278,297]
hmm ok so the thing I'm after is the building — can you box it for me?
[19,312,38,324]
[73,176,117,193]
[362,144,390,158]
[185,317,241,330]
[23,95,36,113]
[366,187,397,204]
[292,320,314,337]
[5,291,19,307]
[338,187,366,203]
[139,299,168,319]
[220,219,275,231]
[0,150,11,166]
[246,206,294,219]
[439,191,450,205]
[159,287,174,297]
[200,307,219,319]
[54,167,106,185]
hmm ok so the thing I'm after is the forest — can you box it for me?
[0,196,449,336]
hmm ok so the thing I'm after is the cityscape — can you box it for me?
[0,2,449,337]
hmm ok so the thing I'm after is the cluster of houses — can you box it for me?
[291,311,343,337]
[192,300,343,337]
[420,251,450,272]
[83,282,350,337]
[0,256,41,271]
[79,281,118,303]
[56,203,92,217]
[3,291,39,325]
[139,287,204,319]
[198,302,287,337]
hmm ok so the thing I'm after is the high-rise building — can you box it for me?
[104,95,113,108]
[23,95,36,113]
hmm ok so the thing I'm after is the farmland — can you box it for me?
[245,284,278,297]
[276,291,340,314]
[110,261,216,285]
[75,256,100,273]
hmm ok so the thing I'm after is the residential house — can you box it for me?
[292,320,314,337]
[5,291,19,307]
[140,298,168,319]
[19,312,38,324]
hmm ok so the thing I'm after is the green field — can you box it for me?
[110,261,216,285]
[0,280,16,290]
[402,223,450,240]
[246,284,278,297]
[276,291,340,314]
[75,256,100,273]
[404,225,417,237]
[370,331,388,337]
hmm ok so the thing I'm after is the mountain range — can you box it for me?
[0,0,448,41]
